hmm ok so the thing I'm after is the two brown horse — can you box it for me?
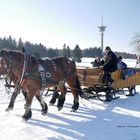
[0,49,83,120]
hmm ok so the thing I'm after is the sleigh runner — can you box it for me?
[77,67,140,101]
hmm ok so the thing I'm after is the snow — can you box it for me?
[0,58,140,140]
[77,58,137,68]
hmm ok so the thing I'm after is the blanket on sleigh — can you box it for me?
[120,68,138,80]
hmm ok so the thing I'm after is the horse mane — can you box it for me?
[0,49,22,55]
[0,49,39,64]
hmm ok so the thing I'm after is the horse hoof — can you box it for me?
[49,103,54,106]
[41,109,48,115]
[41,111,47,115]
[41,103,48,115]
[22,110,32,120]
[58,107,62,111]
[70,109,76,112]
[22,114,31,121]
[5,107,13,111]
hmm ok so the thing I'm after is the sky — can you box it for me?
[0,0,140,53]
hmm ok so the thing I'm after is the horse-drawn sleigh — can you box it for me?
[0,49,139,121]
[77,66,140,101]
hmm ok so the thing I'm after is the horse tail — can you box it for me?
[64,58,84,98]
[71,60,84,97]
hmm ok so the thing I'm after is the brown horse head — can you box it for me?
[0,50,24,71]
[0,49,38,81]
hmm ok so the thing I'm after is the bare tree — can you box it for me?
[130,33,140,55]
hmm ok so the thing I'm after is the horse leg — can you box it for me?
[22,90,48,114]
[21,90,29,109]
[22,88,35,120]
[49,87,59,106]
[67,76,82,112]
[35,92,48,115]
[22,89,27,100]
[70,88,79,112]
[57,85,67,111]
[5,87,20,111]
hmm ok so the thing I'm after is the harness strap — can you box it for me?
[19,53,28,84]
[38,64,46,88]
[52,60,57,71]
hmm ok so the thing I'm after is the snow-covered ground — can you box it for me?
[0,58,140,140]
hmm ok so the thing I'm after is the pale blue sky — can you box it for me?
[0,0,140,53]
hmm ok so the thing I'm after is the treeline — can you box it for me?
[114,51,136,59]
[0,36,137,62]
